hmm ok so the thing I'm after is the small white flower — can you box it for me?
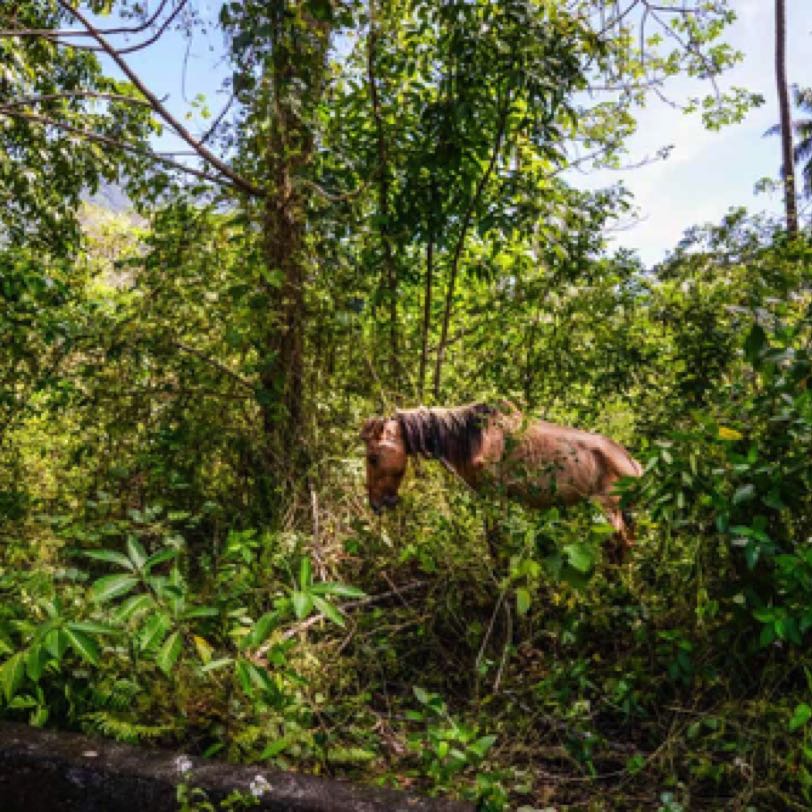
[175,755,193,775]
[250,774,272,798]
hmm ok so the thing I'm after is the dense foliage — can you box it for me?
[2,1,812,808]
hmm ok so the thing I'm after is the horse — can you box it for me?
[360,402,643,560]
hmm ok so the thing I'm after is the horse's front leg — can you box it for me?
[596,495,633,563]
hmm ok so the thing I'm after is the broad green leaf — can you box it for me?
[91,574,139,603]
[516,587,531,616]
[299,557,312,589]
[309,582,365,598]
[82,549,133,570]
[790,704,812,732]
[26,646,47,682]
[312,595,345,627]
[67,621,118,636]
[200,657,233,673]
[139,613,171,652]
[113,594,154,623]
[44,630,68,660]
[156,630,182,675]
[126,536,147,570]
[181,606,219,620]
[563,543,595,573]
[143,548,178,572]
[0,652,26,702]
[63,627,100,666]
[292,590,313,620]
[243,611,280,649]
[193,635,213,665]
[732,484,755,505]
[468,734,497,759]
[260,738,289,759]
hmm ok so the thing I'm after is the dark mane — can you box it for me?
[395,403,495,467]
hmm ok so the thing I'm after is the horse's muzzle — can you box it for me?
[370,494,399,513]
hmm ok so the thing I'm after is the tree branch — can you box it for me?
[56,0,262,197]
[171,341,255,391]
[433,100,510,398]
[0,0,175,39]
[0,107,230,187]
[2,91,152,108]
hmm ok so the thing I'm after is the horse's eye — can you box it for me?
[367,454,379,466]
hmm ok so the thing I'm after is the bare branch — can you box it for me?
[171,341,255,391]
[0,0,174,39]
[116,0,188,55]
[0,107,229,187]
[2,91,152,108]
[56,0,262,197]
[199,93,235,146]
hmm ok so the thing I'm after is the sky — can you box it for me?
[574,0,812,264]
[93,0,812,266]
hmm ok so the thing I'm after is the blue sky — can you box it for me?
[576,0,812,263]
[96,0,811,266]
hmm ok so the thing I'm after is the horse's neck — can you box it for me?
[435,454,477,491]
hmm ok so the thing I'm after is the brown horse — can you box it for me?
[360,402,642,558]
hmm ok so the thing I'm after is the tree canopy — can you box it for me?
[1,1,811,808]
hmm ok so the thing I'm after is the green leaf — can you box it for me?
[243,611,280,649]
[126,536,147,570]
[563,543,595,573]
[139,613,171,652]
[91,574,139,603]
[790,704,812,732]
[468,734,497,759]
[181,606,219,620]
[63,627,100,666]
[413,685,430,705]
[113,593,154,623]
[143,548,179,572]
[312,595,345,627]
[744,324,767,365]
[200,657,233,674]
[43,630,68,660]
[292,590,313,620]
[516,587,531,616]
[156,630,182,675]
[67,621,118,636]
[82,549,134,570]
[306,0,334,23]
[0,652,26,702]
[26,646,47,682]
[260,738,290,759]
[309,582,365,598]
[299,557,312,589]
[732,484,755,505]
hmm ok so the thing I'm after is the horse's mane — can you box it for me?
[395,403,496,468]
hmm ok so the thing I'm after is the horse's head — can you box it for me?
[360,416,407,514]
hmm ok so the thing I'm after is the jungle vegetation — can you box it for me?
[2,1,812,808]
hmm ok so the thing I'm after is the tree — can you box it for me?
[774,0,798,235]
[766,85,812,207]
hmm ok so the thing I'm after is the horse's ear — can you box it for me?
[359,418,383,443]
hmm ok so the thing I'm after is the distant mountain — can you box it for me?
[83,182,131,213]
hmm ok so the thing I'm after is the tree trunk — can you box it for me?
[418,222,434,400]
[367,0,400,391]
[433,107,508,398]
[775,0,798,235]
[256,2,330,503]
